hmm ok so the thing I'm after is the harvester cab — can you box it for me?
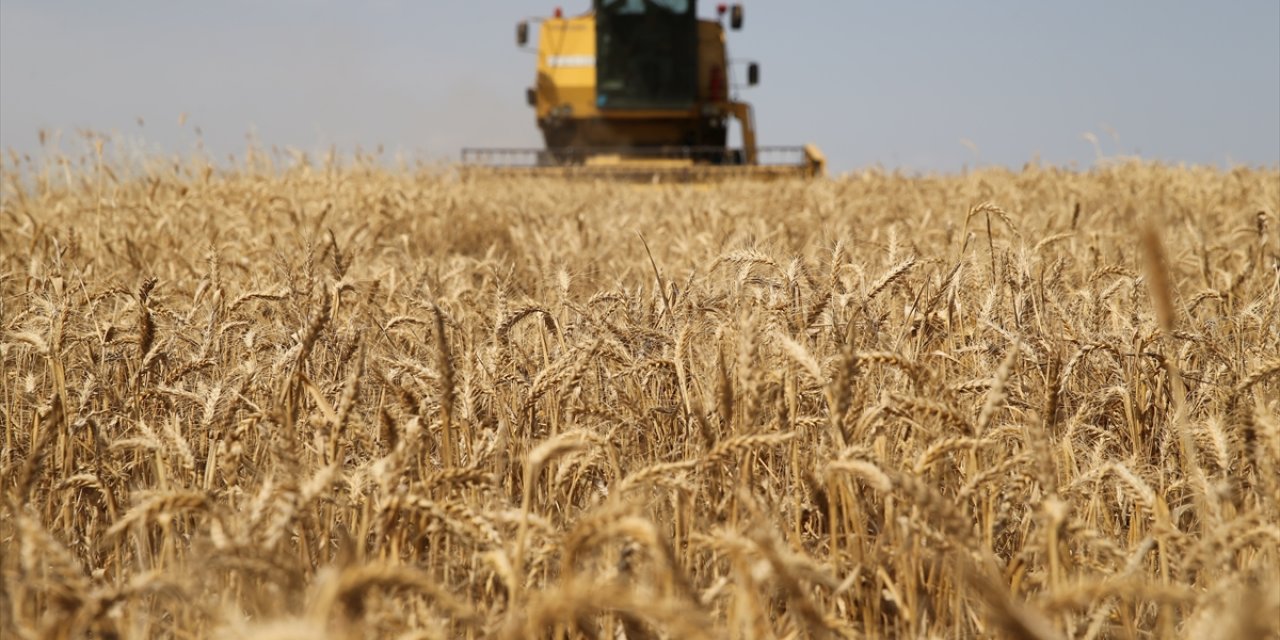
[463,1,825,180]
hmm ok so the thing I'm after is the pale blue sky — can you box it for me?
[2,1,1277,173]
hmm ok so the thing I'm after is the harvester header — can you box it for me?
[462,1,825,181]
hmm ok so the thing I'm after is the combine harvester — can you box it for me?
[463,0,824,181]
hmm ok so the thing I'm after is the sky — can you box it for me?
[1,1,1278,174]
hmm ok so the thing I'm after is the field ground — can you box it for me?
[1,154,1278,639]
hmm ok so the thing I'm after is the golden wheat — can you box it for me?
[1,145,1277,638]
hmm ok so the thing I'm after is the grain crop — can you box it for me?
[1,145,1278,639]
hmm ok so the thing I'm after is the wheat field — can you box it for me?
[1,148,1278,639]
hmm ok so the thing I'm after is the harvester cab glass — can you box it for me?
[594,0,697,110]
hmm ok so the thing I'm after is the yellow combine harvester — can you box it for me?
[462,1,825,181]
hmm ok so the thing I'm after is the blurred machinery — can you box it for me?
[463,1,824,180]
